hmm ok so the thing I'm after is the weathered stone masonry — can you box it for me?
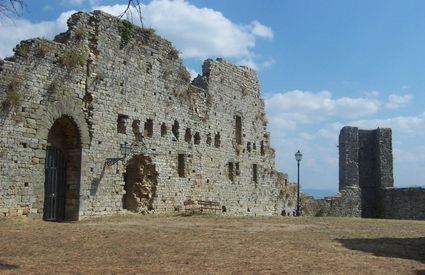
[311,126,425,220]
[0,11,295,219]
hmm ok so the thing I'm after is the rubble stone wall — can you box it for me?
[0,11,294,219]
[309,126,424,220]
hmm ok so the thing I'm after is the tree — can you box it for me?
[0,0,24,19]
[0,1,143,24]
[119,0,144,26]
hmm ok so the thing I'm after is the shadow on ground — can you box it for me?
[337,237,425,264]
[0,261,19,270]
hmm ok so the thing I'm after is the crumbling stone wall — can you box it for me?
[309,126,425,220]
[336,126,393,218]
[0,11,294,219]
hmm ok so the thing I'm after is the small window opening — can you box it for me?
[228,162,234,182]
[132,120,143,141]
[214,132,221,148]
[235,162,240,176]
[252,164,258,183]
[172,120,179,140]
[260,141,265,156]
[161,123,167,137]
[247,142,252,152]
[185,128,192,143]
[117,114,128,134]
[146,62,152,73]
[178,154,185,178]
[206,133,212,145]
[253,142,256,150]
[235,115,242,144]
[194,132,201,145]
[144,119,154,138]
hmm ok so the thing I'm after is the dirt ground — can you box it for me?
[0,214,424,274]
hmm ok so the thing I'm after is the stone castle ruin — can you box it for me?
[309,126,425,220]
[0,11,296,220]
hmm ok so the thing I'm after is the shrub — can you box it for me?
[118,20,134,49]
[60,46,87,68]
[14,42,30,57]
[74,25,86,41]
[34,39,54,58]
[168,48,179,60]
[142,27,156,37]
[1,79,22,111]
[178,66,191,83]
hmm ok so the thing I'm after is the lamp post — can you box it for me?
[294,150,303,216]
[105,142,132,166]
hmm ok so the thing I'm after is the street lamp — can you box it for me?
[105,142,132,166]
[294,150,303,216]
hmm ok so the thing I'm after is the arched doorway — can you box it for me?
[123,155,158,213]
[44,115,82,221]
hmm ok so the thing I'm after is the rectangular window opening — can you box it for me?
[228,162,234,182]
[178,154,185,178]
[252,164,258,183]
[235,115,242,144]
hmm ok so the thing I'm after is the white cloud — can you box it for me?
[365,90,379,97]
[1,1,273,69]
[92,4,128,17]
[349,113,425,135]
[265,90,380,128]
[62,0,98,5]
[66,0,85,5]
[0,11,75,58]
[386,94,412,109]
[95,0,272,68]
[187,68,199,80]
[143,0,256,59]
[262,58,275,69]
[248,21,274,40]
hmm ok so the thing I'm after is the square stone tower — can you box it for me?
[338,126,393,217]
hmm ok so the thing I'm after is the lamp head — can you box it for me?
[295,150,303,162]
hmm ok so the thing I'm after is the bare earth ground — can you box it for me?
[0,214,424,274]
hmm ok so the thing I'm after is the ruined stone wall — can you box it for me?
[313,126,424,220]
[0,11,293,218]
[379,188,425,220]
[304,188,361,217]
[337,126,393,218]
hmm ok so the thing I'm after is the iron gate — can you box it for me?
[44,146,66,221]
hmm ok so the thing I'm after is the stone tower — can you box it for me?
[339,126,393,217]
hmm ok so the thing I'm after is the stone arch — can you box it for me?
[44,115,82,221]
[37,95,90,148]
[35,94,90,220]
[123,155,158,213]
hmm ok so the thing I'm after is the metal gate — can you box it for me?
[44,146,67,221]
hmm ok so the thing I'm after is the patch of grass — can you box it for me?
[74,25,86,41]
[34,39,54,58]
[1,79,22,111]
[0,216,424,273]
[95,72,105,82]
[142,27,156,37]
[14,42,30,57]
[118,20,134,49]
[60,46,87,68]
[178,66,191,83]
[47,78,60,94]
[168,48,179,60]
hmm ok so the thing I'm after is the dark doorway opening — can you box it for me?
[44,115,81,221]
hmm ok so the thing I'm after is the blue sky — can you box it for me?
[1,0,425,196]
